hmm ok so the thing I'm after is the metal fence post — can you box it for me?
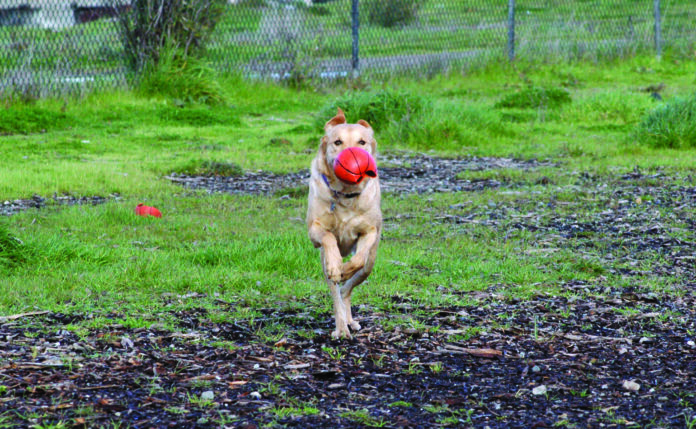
[507,0,515,61]
[654,0,662,58]
[351,0,360,78]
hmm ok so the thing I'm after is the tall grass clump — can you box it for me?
[138,49,225,105]
[382,104,513,151]
[317,89,428,133]
[318,90,512,151]
[495,86,572,110]
[561,91,655,125]
[0,222,25,272]
[632,93,696,148]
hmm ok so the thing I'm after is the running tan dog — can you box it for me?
[307,108,382,339]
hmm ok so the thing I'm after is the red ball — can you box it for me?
[333,147,378,185]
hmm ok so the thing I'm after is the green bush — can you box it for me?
[495,86,572,110]
[632,94,696,148]
[317,90,428,133]
[363,0,426,28]
[138,49,225,105]
[115,0,227,73]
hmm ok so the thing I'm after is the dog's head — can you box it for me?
[318,108,377,179]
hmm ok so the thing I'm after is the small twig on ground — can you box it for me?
[0,311,49,323]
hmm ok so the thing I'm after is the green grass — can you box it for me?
[0,102,74,135]
[0,221,26,273]
[632,92,696,148]
[0,55,695,331]
[340,409,389,427]
[495,86,572,110]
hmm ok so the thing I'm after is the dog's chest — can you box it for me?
[322,203,362,244]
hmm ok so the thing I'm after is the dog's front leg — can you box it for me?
[311,223,351,339]
[321,247,351,339]
[340,228,380,331]
[309,221,342,281]
[341,226,379,281]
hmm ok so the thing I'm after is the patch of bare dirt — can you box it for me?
[0,194,120,216]
[1,288,694,428]
[438,167,696,284]
[165,154,552,196]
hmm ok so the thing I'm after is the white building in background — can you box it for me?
[0,0,130,29]
[0,0,333,29]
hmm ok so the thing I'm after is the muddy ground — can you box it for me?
[2,155,696,428]
[0,195,117,217]
[164,154,551,196]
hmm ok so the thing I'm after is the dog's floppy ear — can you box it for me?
[357,119,371,129]
[317,135,332,176]
[325,108,346,132]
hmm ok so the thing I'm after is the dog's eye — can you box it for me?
[358,139,366,145]
[334,140,342,146]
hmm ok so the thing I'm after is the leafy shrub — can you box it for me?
[363,0,426,28]
[495,86,572,110]
[317,90,428,133]
[632,93,696,148]
[114,0,227,73]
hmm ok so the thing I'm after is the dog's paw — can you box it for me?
[326,263,342,283]
[348,320,361,331]
[341,260,362,281]
[331,324,352,340]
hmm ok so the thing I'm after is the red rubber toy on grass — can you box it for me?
[135,203,162,218]
[333,147,378,185]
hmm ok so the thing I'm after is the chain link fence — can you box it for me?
[0,0,694,98]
